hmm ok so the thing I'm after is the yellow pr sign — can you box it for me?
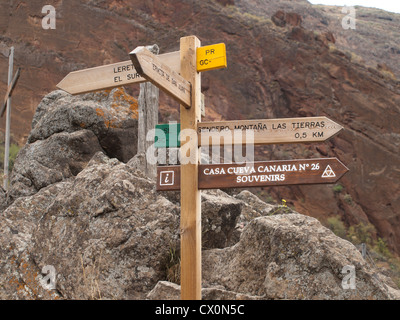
[196,43,227,72]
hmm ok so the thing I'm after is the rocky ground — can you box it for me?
[1,0,399,255]
[0,90,399,300]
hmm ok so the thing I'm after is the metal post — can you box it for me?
[3,47,14,190]
[361,243,366,259]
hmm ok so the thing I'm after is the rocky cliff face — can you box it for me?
[0,1,399,254]
[0,89,399,300]
[234,0,400,78]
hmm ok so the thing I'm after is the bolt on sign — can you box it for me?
[196,43,227,72]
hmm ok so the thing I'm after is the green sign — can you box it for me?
[155,123,181,148]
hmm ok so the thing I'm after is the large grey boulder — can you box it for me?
[0,152,180,300]
[9,130,102,200]
[0,152,245,300]
[202,214,400,300]
[1,153,399,299]
[8,88,138,202]
[146,281,263,300]
[151,185,244,250]
[28,88,138,162]
[0,181,70,300]
[1,100,399,300]
[201,189,243,249]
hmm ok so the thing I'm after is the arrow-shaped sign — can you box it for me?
[154,117,343,148]
[157,158,349,191]
[1,68,21,117]
[130,46,191,108]
[198,116,343,145]
[57,51,180,95]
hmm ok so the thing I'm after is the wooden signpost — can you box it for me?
[57,35,348,301]
[177,36,203,300]
[130,46,191,108]
[157,158,349,191]
[198,116,343,145]
[56,51,180,95]
[154,116,343,148]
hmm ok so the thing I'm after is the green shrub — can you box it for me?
[343,194,353,205]
[0,142,21,173]
[322,216,400,289]
[332,184,344,193]
[325,216,347,239]
[9,143,20,170]
[374,237,392,258]
[347,222,376,246]
[165,244,180,284]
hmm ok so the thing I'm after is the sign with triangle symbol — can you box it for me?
[322,165,336,178]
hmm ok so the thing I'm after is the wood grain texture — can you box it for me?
[179,35,202,300]
[137,46,160,179]
[130,47,191,108]
[57,51,180,95]
[157,158,349,191]
[198,116,343,146]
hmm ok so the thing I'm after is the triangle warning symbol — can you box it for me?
[322,165,336,178]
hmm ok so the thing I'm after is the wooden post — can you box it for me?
[3,47,14,190]
[137,44,160,179]
[179,36,202,300]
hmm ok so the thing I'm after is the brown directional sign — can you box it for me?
[130,46,191,108]
[157,158,349,191]
[155,116,342,148]
[57,51,180,95]
[198,116,343,146]
[1,68,20,117]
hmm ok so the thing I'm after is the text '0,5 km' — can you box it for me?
[154,117,343,148]
[198,116,343,145]
[157,158,349,191]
